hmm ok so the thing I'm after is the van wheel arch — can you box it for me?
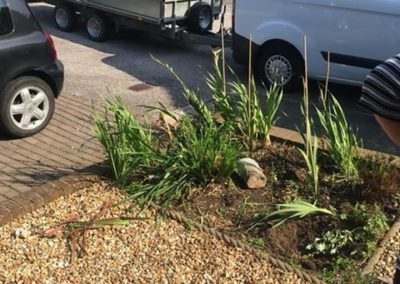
[255,40,305,91]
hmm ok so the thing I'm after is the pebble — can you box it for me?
[0,182,309,283]
[373,228,400,280]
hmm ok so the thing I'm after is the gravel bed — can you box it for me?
[0,182,307,283]
[373,229,400,281]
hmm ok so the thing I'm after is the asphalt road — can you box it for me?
[31,3,399,156]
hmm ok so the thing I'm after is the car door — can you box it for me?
[0,0,51,91]
[0,0,15,90]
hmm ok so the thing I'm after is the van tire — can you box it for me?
[54,4,76,32]
[188,3,212,34]
[255,45,304,91]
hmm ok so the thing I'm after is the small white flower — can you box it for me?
[316,243,326,252]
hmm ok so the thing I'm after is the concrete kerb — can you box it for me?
[0,173,101,225]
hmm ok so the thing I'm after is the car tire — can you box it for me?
[0,76,55,138]
[188,3,212,34]
[85,14,110,42]
[255,45,304,91]
[54,4,76,32]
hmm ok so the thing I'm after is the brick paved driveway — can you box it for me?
[0,94,104,215]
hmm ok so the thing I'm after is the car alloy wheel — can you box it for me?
[9,86,50,131]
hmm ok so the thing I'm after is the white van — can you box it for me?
[232,0,400,89]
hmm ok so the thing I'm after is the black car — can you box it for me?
[0,0,63,138]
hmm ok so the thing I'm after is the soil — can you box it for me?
[172,141,400,280]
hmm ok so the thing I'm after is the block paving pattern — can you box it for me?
[0,94,104,221]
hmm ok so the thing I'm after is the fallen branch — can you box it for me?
[41,201,147,262]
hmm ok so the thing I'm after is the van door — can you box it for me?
[312,0,400,84]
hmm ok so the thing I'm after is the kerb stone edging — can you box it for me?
[0,174,101,226]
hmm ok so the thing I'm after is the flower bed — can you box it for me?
[94,50,400,283]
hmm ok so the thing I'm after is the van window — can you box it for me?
[0,0,12,36]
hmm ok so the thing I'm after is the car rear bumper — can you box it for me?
[37,60,64,97]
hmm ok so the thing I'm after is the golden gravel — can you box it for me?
[373,230,400,281]
[0,182,308,283]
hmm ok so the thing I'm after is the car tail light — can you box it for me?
[232,0,236,29]
[44,32,57,62]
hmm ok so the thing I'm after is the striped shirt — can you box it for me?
[359,54,400,121]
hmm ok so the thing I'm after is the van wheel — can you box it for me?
[188,3,212,34]
[54,4,76,32]
[86,14,110,42]
[0,77,55,138]
[256,46,304,91]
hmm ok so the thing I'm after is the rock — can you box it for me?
[13,228,29,239]
[237,158,267,189]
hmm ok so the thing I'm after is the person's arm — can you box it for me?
[374,114,400,146]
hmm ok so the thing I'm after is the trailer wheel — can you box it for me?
[54,4,76,32]
[188,3,212,34]
[85,14,110,42]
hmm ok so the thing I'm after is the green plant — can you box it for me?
[249,201,335,229]
[236,196,250,225]
[348,203,389,240]
[320,257,380,284]
[317,93,360,178]
[152,55,214,124]
[249,237,265,248]
[256,84,283,146]
[230,76,283,150]
[128,119,240,208]
[94,98,155,184]
[306,229,354,256]
[298,93,320,201]
[358,156,400,198]
[230,76,258,151]
[207,49,236,123]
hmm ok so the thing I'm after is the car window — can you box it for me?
[0,0,12,36]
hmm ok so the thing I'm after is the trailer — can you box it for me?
[39,0,230,45]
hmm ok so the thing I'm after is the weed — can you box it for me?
[183,219,196,231]
[320,257,380,284]
[358,156,400,198]
[347,203,389,240]
[236,196,250,224]
[249,237,265,248]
